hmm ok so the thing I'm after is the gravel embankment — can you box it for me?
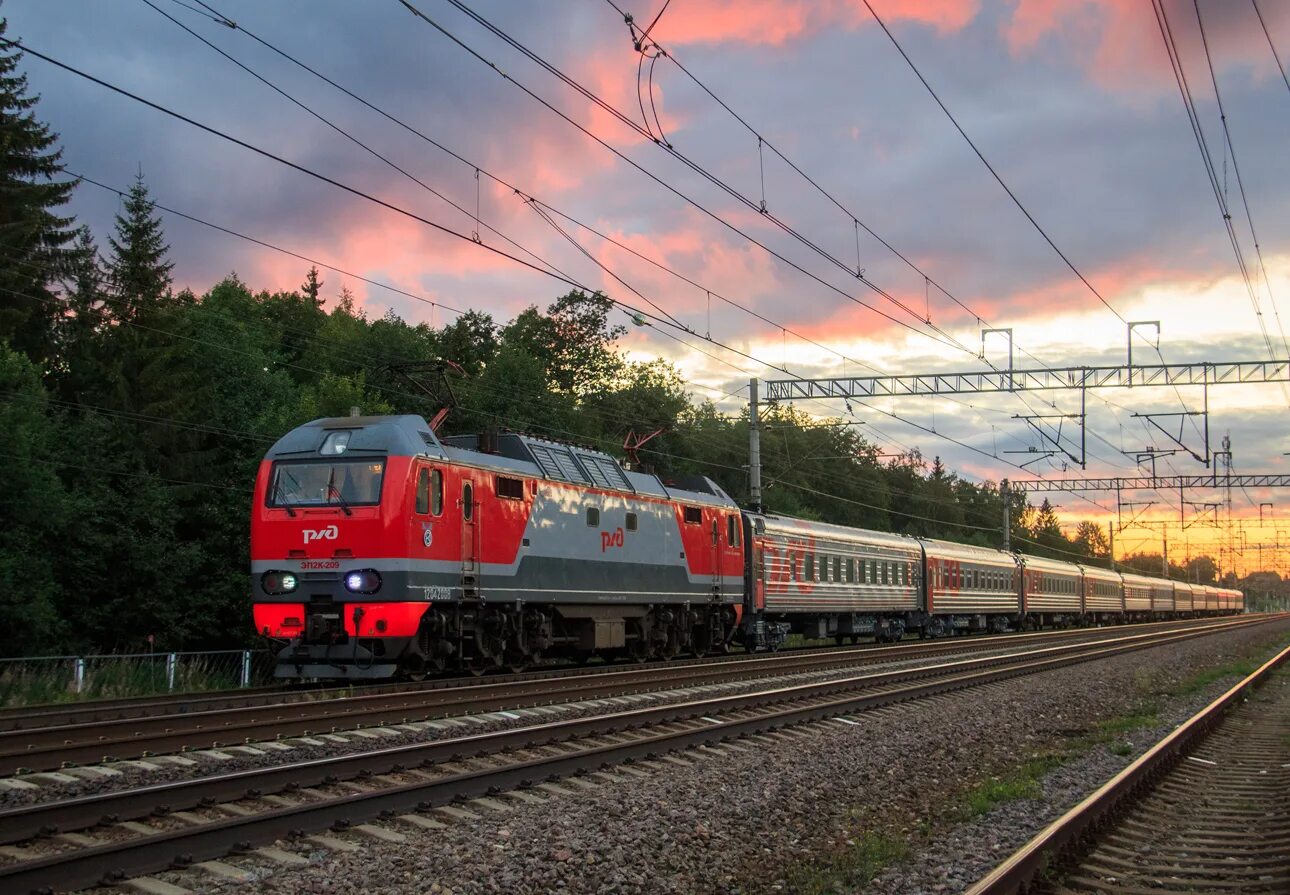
[0,629,1158,809]
[118,617,1290,895]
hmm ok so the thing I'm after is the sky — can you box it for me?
[7,0,1290,572]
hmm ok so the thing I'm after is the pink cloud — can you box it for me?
[653,0,981,47]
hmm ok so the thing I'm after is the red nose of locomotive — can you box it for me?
[251,415,439,679]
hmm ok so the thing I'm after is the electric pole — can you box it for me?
[1001,478,1010,552]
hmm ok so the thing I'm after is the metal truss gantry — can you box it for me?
[763,359,1290,401]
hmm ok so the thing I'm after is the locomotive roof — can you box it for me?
[267,416,735,507]
[265,414,445,459]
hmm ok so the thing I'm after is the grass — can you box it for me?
[0,653,268,708]
[1166,656,1266,697]
[781,830,910,895]
[954,753,1066,820]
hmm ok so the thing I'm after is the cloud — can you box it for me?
[653,0,981,47]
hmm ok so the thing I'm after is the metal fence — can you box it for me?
[0,649,275,705]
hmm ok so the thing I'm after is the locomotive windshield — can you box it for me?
[268,459,385,508]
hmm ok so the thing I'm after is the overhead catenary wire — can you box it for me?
[388,0,970,357]
[1191,0,1290,360]
[390,0,1148,481]
[1251,0,1290,99]
[172,0,1139,481]
[1151,0,1290,413]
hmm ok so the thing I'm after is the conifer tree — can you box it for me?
[107,171,173,319]
[301,265,323,306]
[0,14,79,363]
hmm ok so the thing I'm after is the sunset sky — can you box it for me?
[9,0,1290,572]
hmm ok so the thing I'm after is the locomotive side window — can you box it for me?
[587,507,600,527]
[430,469,443,515]
[683,506,702,524]
[496,476,524,500]
[462,482,474,521]
[415,467,430,514]
[626,512,638,532]
[726,515,740,547]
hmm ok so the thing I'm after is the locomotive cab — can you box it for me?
[251,415,446,678]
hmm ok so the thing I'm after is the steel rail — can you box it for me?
[0,617,1273,893]
[0,617,1246,775]
[0,616,1238,735]
[963,639,1290,895]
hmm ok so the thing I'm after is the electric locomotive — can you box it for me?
[251,415,743,678]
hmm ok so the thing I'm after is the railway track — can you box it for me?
[0,616,1275,894]
[0,617,1255,776]
[966,638,1290,895]
[0,616,1237,735]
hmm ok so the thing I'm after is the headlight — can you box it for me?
[345,569,382,594]
[261,571,299,595]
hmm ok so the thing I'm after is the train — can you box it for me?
[250,414,1244,679]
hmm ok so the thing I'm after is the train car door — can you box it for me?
[461,476,479,598]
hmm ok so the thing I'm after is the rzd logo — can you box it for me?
[303,525,339,544]
[600,527,624,552]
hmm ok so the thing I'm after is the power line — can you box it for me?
[1191,0,1290,359]
[854,0,1126,325]
[392,0,1150,483]
[1251,0,1290,98]
[390,0,969,356]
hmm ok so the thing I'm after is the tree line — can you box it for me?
[0,25,1214,656]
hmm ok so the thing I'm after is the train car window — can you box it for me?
[462,481,474,521]
[789,552,797,581]
[684,506,702,525]
[587,507,600,527]
[805,554,815,581]
[430,469,443,515]
[833,556,841,582]
[496,476,524,500]
[727,515,739,547]
[415,467,430,514]
[626,512,638,532]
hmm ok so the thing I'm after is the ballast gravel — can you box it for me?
[109,617,1290,895]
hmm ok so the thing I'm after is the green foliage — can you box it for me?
[782,830,909,894]
[0,16,79,364]
[955,753,1065,819]
[106,171,174,318]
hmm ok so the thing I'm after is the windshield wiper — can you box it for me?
[272,474,297,517]
[326,481,353,516]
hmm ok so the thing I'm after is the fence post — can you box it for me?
[240,650,251,688]
[73,657,85,694]
[166,652,177,691]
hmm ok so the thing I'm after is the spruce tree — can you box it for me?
[301,265,323,306]
[0,14,79,364]
[107,170,173,319]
